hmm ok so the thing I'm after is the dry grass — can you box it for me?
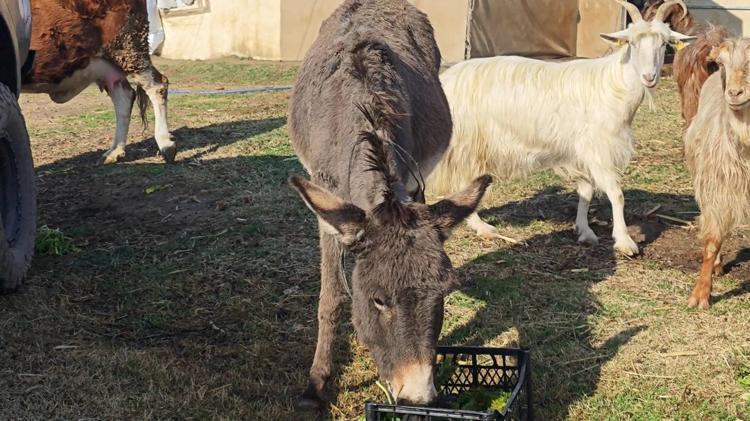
[0,58,748,420]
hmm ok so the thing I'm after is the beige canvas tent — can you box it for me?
[156,0,630,62]
[156,1,750,62]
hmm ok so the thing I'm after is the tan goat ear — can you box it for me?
[708,45,724,63]
[429,175,493,239]
[289,176,366,246]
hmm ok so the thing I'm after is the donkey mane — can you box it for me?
[348,38,422,228]
[357,104,418,228]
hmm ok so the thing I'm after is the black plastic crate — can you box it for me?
[365,346,532,421]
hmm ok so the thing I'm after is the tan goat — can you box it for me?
[684,38,750,309]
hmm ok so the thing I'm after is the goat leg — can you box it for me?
[575,179,599,245]
[689,236,721,309]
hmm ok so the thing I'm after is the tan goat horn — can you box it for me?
[615,0,643,23]
[654,0,688,22]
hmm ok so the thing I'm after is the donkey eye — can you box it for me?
[372,297,387,310]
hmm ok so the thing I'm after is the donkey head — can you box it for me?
[290,109,491,405]
[601,0,695,88]
[709,38,750,111]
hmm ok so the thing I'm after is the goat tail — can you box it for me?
[674,24,730,124]
[135,85,149,130]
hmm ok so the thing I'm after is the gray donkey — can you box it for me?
[288,0,492,409]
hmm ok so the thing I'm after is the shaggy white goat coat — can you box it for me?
[428,46,650,254]
[430,51,644,188]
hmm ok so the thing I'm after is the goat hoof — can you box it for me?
[614,238,639,256]
[99,147,126,165]
[478,230,500,240]
[687,293,710,310]
[159,143,177,164]
[576,229,599,245]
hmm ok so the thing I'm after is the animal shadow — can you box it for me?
[444,226,646,419]
[478,186,697,249]
[37,117,287,168]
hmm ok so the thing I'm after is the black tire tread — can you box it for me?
[0,82,36,292]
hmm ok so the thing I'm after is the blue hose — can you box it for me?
[169,86,292,96]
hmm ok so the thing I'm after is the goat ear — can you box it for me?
[708,43,729,63]
[289,176,366,246]
[429,175,493,239]
[600,30,630,45]
[668,31,696,50]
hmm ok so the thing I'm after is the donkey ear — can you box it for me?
[429,175,493,238]
[289,176,366,246]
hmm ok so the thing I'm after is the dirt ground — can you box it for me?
[0,58,748,420]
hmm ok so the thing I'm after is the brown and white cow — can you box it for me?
[22,0,176,164]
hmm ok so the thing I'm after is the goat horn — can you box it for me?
[615,0,643,23]
[654,0,688,22]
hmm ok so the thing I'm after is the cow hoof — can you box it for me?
[159,143,177,164]
[99,147,126,165]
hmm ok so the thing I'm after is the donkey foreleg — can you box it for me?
[297,229,348,410]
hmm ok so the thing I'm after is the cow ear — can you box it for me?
[289,176,366,246]
[429,175,493,239]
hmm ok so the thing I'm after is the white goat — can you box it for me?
[427,0,694,256]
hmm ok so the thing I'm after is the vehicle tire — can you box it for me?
[0,82,36,292]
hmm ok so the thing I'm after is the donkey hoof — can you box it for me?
[159,143,177,164]
[294,395,324,412]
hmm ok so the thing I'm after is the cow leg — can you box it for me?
[100,81,135,165]
[131,66,176,163]
[296,229,348,411]
[689,236,722,309]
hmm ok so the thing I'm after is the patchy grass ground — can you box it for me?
[1,58,748,420]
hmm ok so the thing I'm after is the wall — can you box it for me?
[160,0,470,62]
[688,0,747,36]
[160,0,282,61]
